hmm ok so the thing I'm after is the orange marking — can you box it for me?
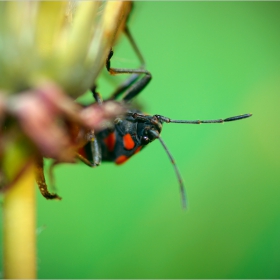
[115,155,129,165]
[123,133,135,150]
[104,132,116,152]
[134,146,142,155]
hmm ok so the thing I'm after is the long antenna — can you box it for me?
[156,113,252,124]
[154,113,252,208]
[158,136,187,209]
[129,111,252,208]
[149,130,187,208]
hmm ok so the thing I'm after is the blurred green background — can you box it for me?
[1,2,280,278]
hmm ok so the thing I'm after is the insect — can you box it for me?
[75,27,252,208]
[37,25,252,208]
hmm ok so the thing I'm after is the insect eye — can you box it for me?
[141,135,150,145]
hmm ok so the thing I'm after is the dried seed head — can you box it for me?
[0,1,132,187]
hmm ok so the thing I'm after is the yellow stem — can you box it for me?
[3,162,36,279]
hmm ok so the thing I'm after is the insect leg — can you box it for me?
[76,136,101,167]
[35,156,61,200]
[106,26,152,102]
[90,135,102,166]
[91,85,103,105]
[77,88,102,167]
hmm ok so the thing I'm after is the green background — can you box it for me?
[2,2,280,278]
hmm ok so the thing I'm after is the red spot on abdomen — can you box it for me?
[134,146,142,155]
[123,133,135,150]
[115,155,129,165]
[104,132,116,152]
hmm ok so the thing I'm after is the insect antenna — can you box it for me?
[156,114,252,124]
[156,113,252,124]
[158,136,187,209]
[149,130,187,209]
[150,113,252,208]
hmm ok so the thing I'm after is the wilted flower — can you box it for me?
[0,1,132,192]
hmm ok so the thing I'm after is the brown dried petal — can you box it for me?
[35,83,82,122]
[8,92,74,161]
[80,101,125,130]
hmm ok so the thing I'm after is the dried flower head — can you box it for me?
[0,1,132,193]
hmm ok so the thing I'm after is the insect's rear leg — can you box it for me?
[106,26,152,102]
[35,156,61,200]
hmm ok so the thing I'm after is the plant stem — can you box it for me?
[3,162,36,279]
